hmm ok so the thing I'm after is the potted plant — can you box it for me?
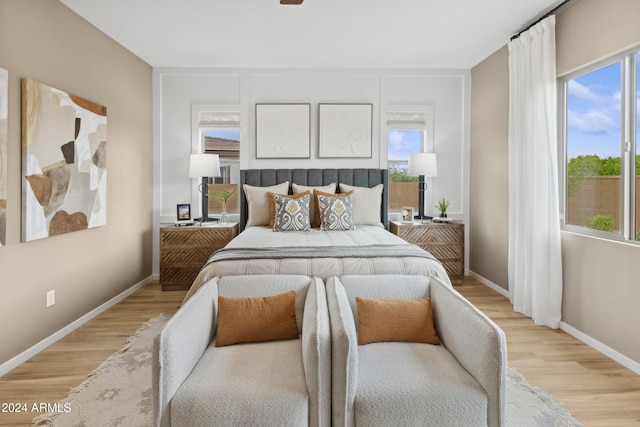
[209,189,235,224]
[436,197,450,218]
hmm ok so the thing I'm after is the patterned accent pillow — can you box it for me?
[273,194,311,232]
[317,192,356,231]
[267,190,311,229]
[292,183,337,228]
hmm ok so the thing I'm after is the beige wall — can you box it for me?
[0,0,152,367]
[470,0,640,365]
[469,45,510,287]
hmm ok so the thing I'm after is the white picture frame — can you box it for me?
[255,104,310,159]
[319,103,372,158]
[401,207,414,223]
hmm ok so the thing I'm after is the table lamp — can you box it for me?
[408,152,438,221]
[189,153,221,223]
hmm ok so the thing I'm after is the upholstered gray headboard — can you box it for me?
[239,168,389,232]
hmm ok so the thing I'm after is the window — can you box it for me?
[560,50,638,242]
[386,109,433,212]
[193,107,241,214]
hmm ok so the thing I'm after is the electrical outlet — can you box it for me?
[46,290,55,308]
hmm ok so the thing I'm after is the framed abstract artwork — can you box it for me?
[21,78,108,242]
[0,68,7,247]
[255,103,310,159]
[319,103,372,158]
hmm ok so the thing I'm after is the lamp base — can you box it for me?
[194,217,218,223]
[414,214,433,224]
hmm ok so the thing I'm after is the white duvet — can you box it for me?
[226,225,409,248]
[182,225,451,303]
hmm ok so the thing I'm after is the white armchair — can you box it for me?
[326,274,507,427]
[153,275,331,427]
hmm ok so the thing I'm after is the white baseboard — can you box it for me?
[0,276,152,377]
[468,270,640,376]
[468,270,509,298]
[559,322,640,375]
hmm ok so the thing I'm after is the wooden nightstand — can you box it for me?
[390,220,464,285]
[160,223,238,291]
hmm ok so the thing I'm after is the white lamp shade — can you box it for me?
[408,152,438,177]
[189,153,221,178]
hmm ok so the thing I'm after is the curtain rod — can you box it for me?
[510,0,570,41]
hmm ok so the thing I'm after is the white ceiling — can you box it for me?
[59,0,563,69]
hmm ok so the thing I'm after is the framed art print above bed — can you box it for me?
[255,103,311,159]
[318,103,372,158]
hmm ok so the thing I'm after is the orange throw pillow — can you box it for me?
[356,297,441,346]
[215,291,299,347]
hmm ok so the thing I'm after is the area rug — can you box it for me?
[33,314,583,427]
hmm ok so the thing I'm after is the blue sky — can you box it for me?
[567,54,640,160]
[387,129,421,163]
[567,61,621,159]
[204,129,240,140]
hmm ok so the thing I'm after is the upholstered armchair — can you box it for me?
[326,274,507,427]
[153,275,331,427]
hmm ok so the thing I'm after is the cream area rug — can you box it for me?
[32,315,583,427]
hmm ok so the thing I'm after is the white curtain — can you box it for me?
[508,15,563,329]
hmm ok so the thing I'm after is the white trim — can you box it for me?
[469,270,640,376]
[0,276,152,377]
[468,270,509,298]
[559,321,640,376]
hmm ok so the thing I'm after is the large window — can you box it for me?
[387,129,422,211]
[560,51,638,242]
[193,107,241,215]
[386,109,432,212]
[202,128,239,213]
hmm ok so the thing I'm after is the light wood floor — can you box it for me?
[0,278,639,426]
[458,278,640,427]
[0,283,186,426]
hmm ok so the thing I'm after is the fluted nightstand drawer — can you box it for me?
[390,220,464,285]
[160,223,238,290]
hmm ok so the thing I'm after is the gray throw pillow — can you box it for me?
[317,193,356,231]
[273,194,311,232]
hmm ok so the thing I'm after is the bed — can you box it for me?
[182,168,451,302]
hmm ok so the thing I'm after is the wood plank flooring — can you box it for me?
[0,283,186,426]
[0,278,638,426]
[457,278,640,427]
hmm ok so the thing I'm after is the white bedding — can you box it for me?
[182,226,451,303]
[226,225,408,248]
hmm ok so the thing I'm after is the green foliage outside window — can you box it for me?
[389,169,418,182]
[567,154,640,196]
[586,215,640,241]
[586,214,615,232]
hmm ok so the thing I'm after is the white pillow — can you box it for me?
[338,183,383,227]
[292,182,337,227]
[244,181,290,227]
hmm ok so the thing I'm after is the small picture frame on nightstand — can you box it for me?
[175,203,194,226]
[177,203,191,220]
[401,207,414,223]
